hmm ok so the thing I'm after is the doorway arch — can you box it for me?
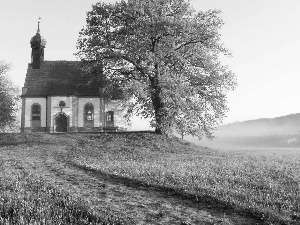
[55,113,68,132]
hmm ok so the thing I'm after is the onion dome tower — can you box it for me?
[30,19,47,69]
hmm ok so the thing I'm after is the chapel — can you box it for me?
[21,25,125,133]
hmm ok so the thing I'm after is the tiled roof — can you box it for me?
[23,61,102,97]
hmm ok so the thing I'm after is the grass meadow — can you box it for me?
[0,133,126,225]
[67,133,300,224]
[0,175,117,224]
[0,133,299,224]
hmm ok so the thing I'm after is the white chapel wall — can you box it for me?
[78,97,101,127]
[50,96,73,127]
[24,98,46,127]
[106,100,127,128]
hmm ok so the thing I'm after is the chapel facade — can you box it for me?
[21,26,125,133]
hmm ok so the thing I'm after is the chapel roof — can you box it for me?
[22,61,102,97]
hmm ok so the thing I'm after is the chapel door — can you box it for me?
[55,113,68,132]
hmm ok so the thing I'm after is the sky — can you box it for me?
[0,0,300,128]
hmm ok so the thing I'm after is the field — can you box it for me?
[0,133,299,224]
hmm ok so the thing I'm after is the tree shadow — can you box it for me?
[68,162,267,224]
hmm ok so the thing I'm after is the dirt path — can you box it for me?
[0,137,262,225]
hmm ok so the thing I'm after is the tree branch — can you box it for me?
[174,39,200,51]
[121,55,148,78]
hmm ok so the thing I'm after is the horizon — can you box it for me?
[1,0,300,128]
[221,112,300,125]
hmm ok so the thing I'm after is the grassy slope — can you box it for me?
[0,133,126,225]
[66,133,300,224]
[0,133,299,224]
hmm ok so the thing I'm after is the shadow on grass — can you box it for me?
[68,162,273,224]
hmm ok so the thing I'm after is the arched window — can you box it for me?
[106,111,114,122]
[31,104,41,121]
[84,103,94,121]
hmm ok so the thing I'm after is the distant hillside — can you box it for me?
[215,113,300,137]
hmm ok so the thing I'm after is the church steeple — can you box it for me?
[30,18,47,69]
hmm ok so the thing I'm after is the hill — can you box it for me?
[215,113,300,137]
[188,113,300,148]
[1,133,300,224]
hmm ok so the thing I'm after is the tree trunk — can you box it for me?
[151,85,164,135]
[149,71,164,135]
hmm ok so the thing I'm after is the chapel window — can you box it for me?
[106,111,114,122]
[31,104,41,121]
[58,101,66,107]
[84,103,94,121]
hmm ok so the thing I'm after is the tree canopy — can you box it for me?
[0,61,20,131]
[76,0,237,138]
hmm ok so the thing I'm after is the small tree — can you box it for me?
[76,0,236,138]
[0,61,20,132]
